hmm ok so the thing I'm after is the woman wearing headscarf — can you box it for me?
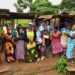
[60,22,70,48]
[51,26,63,56]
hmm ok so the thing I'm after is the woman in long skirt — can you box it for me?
[16,28,25,62]
[66,25,75,61]
[51,26,63,55]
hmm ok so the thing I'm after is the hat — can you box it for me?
[29,23,33,25]
[27,23,34,28]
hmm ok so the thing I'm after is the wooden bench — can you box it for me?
[0,65,12,75]
[66,66,75,75]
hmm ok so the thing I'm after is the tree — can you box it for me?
[14,0,59,14]
[30,0,59,14]
[14,0,33,12]
[60,0,75,12]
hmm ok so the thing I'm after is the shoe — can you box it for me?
[37,58,40,61]
[41,56,45,60]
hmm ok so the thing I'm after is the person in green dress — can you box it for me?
[25,39,38,63]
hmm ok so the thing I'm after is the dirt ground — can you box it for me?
[1,49,75,75]
[0,52,65,75]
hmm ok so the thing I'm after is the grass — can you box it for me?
[6,19,31,27]
[14,19,31,26]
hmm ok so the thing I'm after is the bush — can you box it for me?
[54,56,67,74]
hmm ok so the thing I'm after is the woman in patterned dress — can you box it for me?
[24,23,38,62]
[66,25,75,61]
[16,27,25,62]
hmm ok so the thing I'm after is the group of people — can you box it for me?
[0,20,75,64]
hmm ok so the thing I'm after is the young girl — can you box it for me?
[66,25,75,62]
[51,26,63,56]
[36,29,45,61]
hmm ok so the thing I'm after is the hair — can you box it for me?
[54,25,59,30]
[64,22,70,27]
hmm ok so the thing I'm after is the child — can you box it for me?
[36,29,45,61]
[25,39,38,63]
[66,25,75,62]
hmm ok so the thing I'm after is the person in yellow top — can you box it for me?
[24,23,36,43]
[26,29,34,40]
[24,23,37,62]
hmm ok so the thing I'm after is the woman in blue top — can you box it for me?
[66,25,75,61]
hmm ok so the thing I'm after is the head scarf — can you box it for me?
[54,25,59,30]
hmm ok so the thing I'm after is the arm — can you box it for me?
[53,31,60,37]
[2,32,11,40]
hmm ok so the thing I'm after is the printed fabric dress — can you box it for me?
[60,28,69,48]
[16,33,25,60]
[51,30,63,54]
[66,31,75,59]
[25,30,38,62]
[2,32,15,62]
[25,42,38,63]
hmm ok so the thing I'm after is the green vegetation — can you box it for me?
[54,57,67,74]
[14,19,31,26]
[14,0,75,14]
[30,0,59,14]
[14,0,33,12]
[14,0,59,14]
[5,19,30,27]
[60,0,75,11]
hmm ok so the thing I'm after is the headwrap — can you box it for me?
[54,25,59,30]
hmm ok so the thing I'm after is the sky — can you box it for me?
[0,0,62,12]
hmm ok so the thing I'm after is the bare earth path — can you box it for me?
[0,53,63,75]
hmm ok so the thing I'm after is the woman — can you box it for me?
[2,25,15,63]
[51,26,63,55]
[24,23,38,62]
[16,27,25,62]
[60,24,70,48]
[66,25,75,61]
[24,23,36,43]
